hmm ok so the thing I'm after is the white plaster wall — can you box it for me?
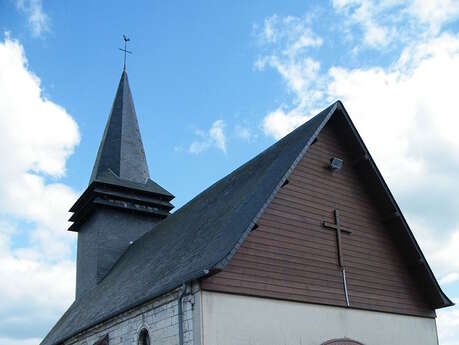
[64,288,197,345]
[201,291,438,345]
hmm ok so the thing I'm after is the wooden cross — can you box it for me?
[322,209,352,306]
[322,209,352,267]
[119,34,132,71]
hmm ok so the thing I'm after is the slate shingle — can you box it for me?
[90,71,172,197]
[41,100,452,345]
[41,101,335,345]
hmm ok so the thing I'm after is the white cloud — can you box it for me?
[0,223,75,342]
[332,0,459,49]
[328,33,459,191]
[0,337,43,345]
[257,14,323,50]
[437,299,459,345]
[406,217,459,298]
[260,15,278,43]
[332,0,396,48]
[255,15,325,134]
[262,107,308,140]
[15,0,50,37]
[409,0,459,33]
[0,35,79,343]
[363,21,389,47]
[189,120,227,154]
[234,125,256,143]
[0,35,80,256]
[256,55,322,105]
[210,120,226,152]
[440,273,459,285]
[352,2,392,47]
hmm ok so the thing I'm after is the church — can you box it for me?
[41,68,452,345]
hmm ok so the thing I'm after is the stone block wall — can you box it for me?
[65,287,198,345]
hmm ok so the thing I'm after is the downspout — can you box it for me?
[178,283,188,345]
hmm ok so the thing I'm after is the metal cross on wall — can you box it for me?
[119,34,132,71]
[322,209,352,306]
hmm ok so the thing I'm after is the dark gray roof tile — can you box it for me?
[90,71,172,198]
[42,100,452,345]
[41,102,335,345]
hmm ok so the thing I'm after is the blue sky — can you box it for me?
[0,1,459,344]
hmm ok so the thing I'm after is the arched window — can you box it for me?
[138,329,150,345]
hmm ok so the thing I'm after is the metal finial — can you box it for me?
[119,34,132,71]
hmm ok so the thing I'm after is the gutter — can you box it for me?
[177,283,188,345]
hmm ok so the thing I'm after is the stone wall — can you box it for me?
[65,287,199,345]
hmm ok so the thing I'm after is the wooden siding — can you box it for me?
[201,119,435,318]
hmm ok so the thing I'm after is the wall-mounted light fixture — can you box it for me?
[329,157,343,171]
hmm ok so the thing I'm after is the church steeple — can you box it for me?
[90,70,150,185]
[69,69,174,299]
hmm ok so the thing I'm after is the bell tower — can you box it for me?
[69,70,174,299]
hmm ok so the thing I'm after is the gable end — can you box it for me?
[202,102,452,315]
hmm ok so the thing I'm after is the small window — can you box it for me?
[138,329,150,345]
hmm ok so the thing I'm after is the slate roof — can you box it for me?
[42,101,333,345]
[90,71,172,197]
[41,101,452,345]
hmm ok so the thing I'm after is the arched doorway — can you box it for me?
[321,339,364,345]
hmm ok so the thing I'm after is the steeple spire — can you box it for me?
[69,69,174,299]
[90,71,150,184]
[89,69,173,197]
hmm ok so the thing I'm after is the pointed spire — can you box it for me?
[90,70,150,185]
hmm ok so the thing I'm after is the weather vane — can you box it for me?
[119,34,132,71]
